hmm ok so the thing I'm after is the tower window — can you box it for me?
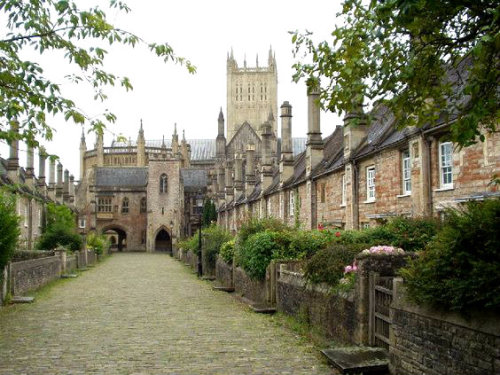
[121,197,129,214]
[160,174,168,193]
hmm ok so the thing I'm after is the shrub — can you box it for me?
[304,243,370,287]
[219,239,235,264]
[238,231,284,280]
[0,191,20,272]
[203,225,232,268]
[177,234,199,253]
[276,229,332,260]
[383,216,438,252]
[86,232,111,255]
[400,199,500,313]
[36,203,82,251]
[236,217,289,248]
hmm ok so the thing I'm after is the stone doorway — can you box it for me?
[103,227,127,252]
[155,229,171,253]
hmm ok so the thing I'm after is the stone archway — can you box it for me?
[102,226,127,252]
[155,228,171,253]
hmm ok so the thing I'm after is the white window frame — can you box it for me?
[402,150,412,195]
[341,174,346,206]
[289,191,295,217]
[24,204,28,227]
[366,166,376,202]
[439,141,453,189]
[79,217,86,229]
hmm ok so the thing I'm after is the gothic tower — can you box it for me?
[226,46,278,142]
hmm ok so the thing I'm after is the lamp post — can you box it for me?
[196,191,204,277]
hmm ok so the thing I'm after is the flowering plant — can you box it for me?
[361,245,404,255]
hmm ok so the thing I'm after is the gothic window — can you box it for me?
[140,197,147,213]
[160,174,168,193]
[121,197,129,214]
[97,198,112,212]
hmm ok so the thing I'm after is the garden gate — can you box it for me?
[369,272,393,350]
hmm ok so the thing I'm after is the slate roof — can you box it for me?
[111,137,306,161]
[95,167,148,187]
[181,169,207,192]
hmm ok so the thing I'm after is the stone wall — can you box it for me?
[65,254,77,273]
[233,266,267,305]
[215,257,233,288]
[277,269,357,344]
[389,280,499,375]
[9,255,61,296]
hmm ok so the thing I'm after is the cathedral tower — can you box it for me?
[226,47,278,142]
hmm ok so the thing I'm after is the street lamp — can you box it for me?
[196,191,204,277]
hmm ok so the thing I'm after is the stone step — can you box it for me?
[212,286,235,293]
[202,276,216,281]
[249,304,276,314]
[321,347,388,375]
[61,274,78,279]
[11,296,35,304]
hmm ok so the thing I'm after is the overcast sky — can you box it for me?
[1,0,344,178]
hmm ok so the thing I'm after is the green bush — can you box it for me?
[0,191,20,271]
[36,225,82,251]
[304,243,370,287]
[400,199,500,313]
[178,234,199,253]
[236,217,289,248]
[86,232,110,255]
[203,225,232,268]
[219,239,235,264]
[238,231,284,280]
[274,229,332,260]
[36,203,82,251]
[330,216,437,252]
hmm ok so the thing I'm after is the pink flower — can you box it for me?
[344,265,353,273]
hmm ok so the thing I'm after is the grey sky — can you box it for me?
[1,0,343,177]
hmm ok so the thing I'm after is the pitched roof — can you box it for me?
[181,169,207,192]
[95,167,148,187]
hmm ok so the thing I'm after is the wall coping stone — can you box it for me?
[392,278,500,337]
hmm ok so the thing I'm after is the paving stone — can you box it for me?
[0,253,332,375]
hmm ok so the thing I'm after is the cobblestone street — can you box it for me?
[0,253,332,375]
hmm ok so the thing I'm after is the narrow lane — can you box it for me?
[0,253,331,374]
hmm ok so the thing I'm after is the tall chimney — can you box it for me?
[260,121,273,192]
[38,146,47,187]
[96,131,104,167]
[7,121,19,183]
[63,169,70,202]
[56,163,63,201]
[234,149,244,198]
[280,101,294,186]
[245,144,256,197]
[69,174,75,204]
[80,129,86,179]
[224,161,234,202]
[48,157,56,200]
[305,82,324,177]
[25,144,35,187]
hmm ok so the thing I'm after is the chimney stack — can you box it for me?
[280,101,294,186]
[7,121,19,183]
[305,82,324,177]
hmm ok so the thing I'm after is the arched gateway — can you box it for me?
[102,226,127,252]
[155,229,172,253]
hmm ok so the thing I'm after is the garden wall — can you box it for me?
[389,279,500,375]
[9,255,61,296]
[233,266,267,305]
[215,257,233,288]
[277,268,357,344]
